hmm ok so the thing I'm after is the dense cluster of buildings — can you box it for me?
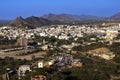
[46,53,82,69]
[0,24,120,41]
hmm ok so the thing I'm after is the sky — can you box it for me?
[0,0,120,19]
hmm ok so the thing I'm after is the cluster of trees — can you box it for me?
[51,67,110,80]
[0,38,18,49]
[115,31,120,39]
[109,42,120,63]
[72,42,107,52]
[35,36,73,46]
[0,58,31,80]
[51,61,120,80]
[0,38,17,45]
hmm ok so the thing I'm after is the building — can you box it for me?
[73,59,82,68]
[38,62,43,68]
[17,36,27,47]
[87,47,115,60]
[18,65,31,79]
[31,75,46,80]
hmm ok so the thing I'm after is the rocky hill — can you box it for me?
[9,16,28,27]
[9,16,52,28]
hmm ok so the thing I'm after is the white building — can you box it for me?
[38,62,43,68]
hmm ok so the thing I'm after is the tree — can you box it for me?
[72,45,82,51]
[31,55,35,61]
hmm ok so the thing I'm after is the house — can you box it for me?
[18,65,31,79]
[87,47,115,60]
[41,45,48,50]
[38,62,44,68]
[31,75,46,80]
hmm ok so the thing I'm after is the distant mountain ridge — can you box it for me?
[42,13,104,21]
[7,12,120,28]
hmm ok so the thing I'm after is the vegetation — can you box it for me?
[109,42,120,63]
[0,38,18,49]
[0,38,17,45]
[0,58,31,80]
[115,33,120,39]
[72,42,107,52]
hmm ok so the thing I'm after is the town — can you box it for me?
[0,22,120,80]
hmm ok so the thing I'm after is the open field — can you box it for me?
[0,50,46,60]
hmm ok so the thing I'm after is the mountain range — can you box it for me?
[42,13,105,21]
[1,12,120,28]
[9,16,52,28]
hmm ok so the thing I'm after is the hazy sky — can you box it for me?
[0,0,120,19]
